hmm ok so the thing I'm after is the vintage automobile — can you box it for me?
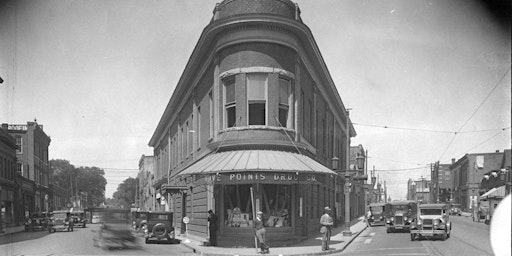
[70,208,87,228]
[24,212,50,231]
[449,204,462,216]
[48,210,74,233]
[131,210,149,232]
[476,205,490,222]
[92,208,137,249]
[385,200,417,233]
[143,212,174,243]
[410,203,451,241]
[366,203,386,227]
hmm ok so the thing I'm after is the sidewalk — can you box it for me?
[0,225,25,237]
[179,216,367,256]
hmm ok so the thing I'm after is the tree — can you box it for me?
[111,177,138,209]
[76,166,107,207]
[50,159,107,207]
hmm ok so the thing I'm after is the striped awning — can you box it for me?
[178,150,336,176]
[481,185,506,200]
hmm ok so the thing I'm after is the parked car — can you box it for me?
[70,208,87,228]
[476,206,490,222]
[24,212,50,231]
[385,200,417,233]
[366,203,386,227]
[410,203,451,241]
[48,210,74,233]
[92,208,137,249]
[143,212,174,243]
[450,204,461,216]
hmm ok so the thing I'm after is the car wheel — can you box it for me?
[441,231,447,241]
[410,234,415,241]
[386,228,390,233]
[145,238,149,244]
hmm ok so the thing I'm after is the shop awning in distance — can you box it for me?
[480,185,506,200]
[161,184,188,194]
[179,150,337,176]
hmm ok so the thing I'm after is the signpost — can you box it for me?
[183,216,190,243]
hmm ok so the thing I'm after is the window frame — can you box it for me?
[246,73,268,126]
[223,77,237,128]
[278,77,291,128]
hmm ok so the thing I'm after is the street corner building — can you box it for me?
[148,0,359,247]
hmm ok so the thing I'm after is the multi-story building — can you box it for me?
[137,155,156,211]
[2,122,51,213]
[451,151,504,212]
[407,178,430,203]
[479,149,510,217]
[430,161,452,203]
[148,0,358,246]
[0,126,20,227]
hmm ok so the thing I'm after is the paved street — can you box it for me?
[0,224,196,256]
[340,216,493,256]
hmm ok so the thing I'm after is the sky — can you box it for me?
[0,0,510,200]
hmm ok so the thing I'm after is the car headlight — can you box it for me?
[417,219,422,226]
[391,217,394,222]
[404,216,408,221]
[370,216,374,219]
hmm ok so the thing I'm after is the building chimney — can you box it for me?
[496,150,500,153]
[451,158,455,164]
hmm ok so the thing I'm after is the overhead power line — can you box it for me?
[438,67,511,161]
[456,67,511,133]
[353,123,510,134]
[374,166,429,172]
[463,129,509,154]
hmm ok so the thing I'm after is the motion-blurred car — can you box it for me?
[410,203,451,241]
[24,212,50,231]
[48,210,74,233]
[93,208,137,249]
[143,212,174,243]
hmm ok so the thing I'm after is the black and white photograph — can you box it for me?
[0,0,510,255]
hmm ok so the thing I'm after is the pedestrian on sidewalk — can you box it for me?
[320,206,334,251]
[207,209,218,246]
[255,211,269,254]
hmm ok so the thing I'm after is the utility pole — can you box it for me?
[342,109,352,236]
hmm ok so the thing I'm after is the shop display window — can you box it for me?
[260,184,291,228]
[224,184,291,228]
[224,184,253,227]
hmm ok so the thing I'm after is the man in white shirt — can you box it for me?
[320,206,334,251]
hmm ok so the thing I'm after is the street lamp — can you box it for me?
[332,156,340,227]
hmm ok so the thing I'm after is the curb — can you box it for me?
[181,224,368,256]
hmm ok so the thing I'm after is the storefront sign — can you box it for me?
[211,172,324,184]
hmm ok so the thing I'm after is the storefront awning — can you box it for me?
[161,184,188,194]
[481,185,506,200]
[179,150,336,176]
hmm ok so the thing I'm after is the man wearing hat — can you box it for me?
[320,206,334,251]
[254,211,269,254]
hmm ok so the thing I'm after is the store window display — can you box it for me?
[223,184,291,228]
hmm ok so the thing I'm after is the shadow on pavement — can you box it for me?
[0,230,50,245]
